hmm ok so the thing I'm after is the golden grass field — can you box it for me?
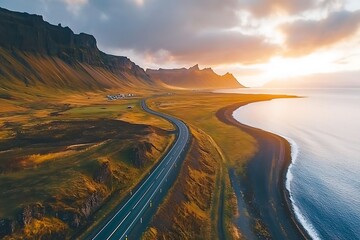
[0,91,174,239]
[148,92,290,173]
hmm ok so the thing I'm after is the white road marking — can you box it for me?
[132,182,155,210]
[156,168,165,180]
[119,150,182,240]
[105,211,131,240]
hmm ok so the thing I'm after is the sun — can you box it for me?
[262,52,342,81]
[263,57,301,80]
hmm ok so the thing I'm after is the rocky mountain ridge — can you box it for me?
[0,7,153,91]
[147,64,244,89]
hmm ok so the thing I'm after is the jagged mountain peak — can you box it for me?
[189,64,200,71]
[146,65,244,89]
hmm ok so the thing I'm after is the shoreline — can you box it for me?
[216,101,310,240]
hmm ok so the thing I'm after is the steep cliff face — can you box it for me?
[0,7,154,92]
[146,64,244,89]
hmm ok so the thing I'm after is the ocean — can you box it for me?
[219,88,360,240]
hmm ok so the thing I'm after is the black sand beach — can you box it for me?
[216,102,309,240]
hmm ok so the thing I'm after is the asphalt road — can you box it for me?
[88,99,190,240]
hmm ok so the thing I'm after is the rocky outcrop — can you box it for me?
[93,161,112,184]
[1,174,108,238]
[54,189,106,228]
[146,64,244,89]
[17,203,46,227]
[130,141,154,168]
[49,188,106,229]
[0,203,46,238]
[79,192,105,219]
[56,210,81,228]
[0,192,106,238]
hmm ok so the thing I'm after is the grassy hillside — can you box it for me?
[0,48,157,98]
[0,93,174,239]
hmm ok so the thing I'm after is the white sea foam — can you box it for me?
[282,136,321,240]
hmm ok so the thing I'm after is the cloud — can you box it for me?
[2,0,269,66]
[214,65,264,77]
[237,0,344,17]
[281,10,360,56]
[165,31,278,65]
[240,0,317,17]
[60,0,88,15]
[73,0,277,65]
[132,0,145,7]
[61,0,87,4]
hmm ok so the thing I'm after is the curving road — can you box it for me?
[88,99,190,240]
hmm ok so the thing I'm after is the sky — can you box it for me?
[1,0,360,87]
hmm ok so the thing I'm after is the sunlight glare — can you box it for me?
[263,53,340,81]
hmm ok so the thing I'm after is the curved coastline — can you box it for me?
[216,101,311,240]
[283,136,320,240]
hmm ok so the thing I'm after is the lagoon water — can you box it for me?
[221,88,360,240]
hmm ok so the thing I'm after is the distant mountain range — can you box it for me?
[147,64,244,89]
[264,71,360,88]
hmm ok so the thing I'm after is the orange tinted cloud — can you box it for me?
[281,10,360,56]
[168,31,278,65]
[243,0,316,17]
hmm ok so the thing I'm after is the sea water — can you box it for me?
[220,88,360,240]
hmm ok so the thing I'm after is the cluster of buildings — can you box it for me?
[106,93,135,101]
